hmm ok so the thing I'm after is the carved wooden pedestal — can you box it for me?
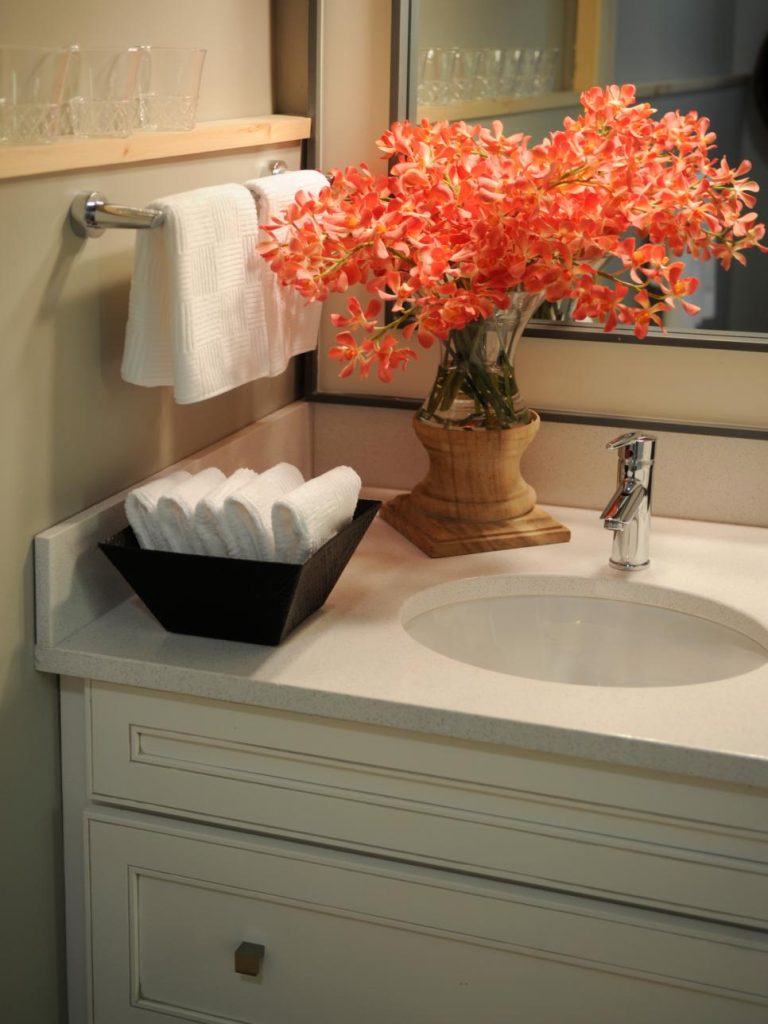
[380,412,570,558]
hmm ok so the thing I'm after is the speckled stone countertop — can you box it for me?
[35,488,768,789]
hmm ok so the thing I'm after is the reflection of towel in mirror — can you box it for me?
[194,468,258,557]
[272,466,362,564]
[156,468,227,554]
[246,170,329,375]
[223,463,305,561]
[125,471,192,550]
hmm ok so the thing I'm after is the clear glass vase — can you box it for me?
[419,290,542,429]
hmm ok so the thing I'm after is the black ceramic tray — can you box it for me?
[99,499,381,646]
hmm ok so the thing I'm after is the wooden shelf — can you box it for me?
[0,115,312,181]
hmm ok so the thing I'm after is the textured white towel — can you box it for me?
[272,466,361,564]
[223,463,305,560]
[246,170,328,375]
[193,468,258,557]
[156,468,226,554]
[125,471,191,550]
[121,184,269,404]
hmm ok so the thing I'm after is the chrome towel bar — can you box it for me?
[69,165,328,239]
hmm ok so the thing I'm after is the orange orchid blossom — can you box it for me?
[259,84,766,383]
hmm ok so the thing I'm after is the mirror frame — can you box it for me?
[303,0,768,441]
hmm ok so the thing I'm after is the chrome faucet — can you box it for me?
[600,432,657,570]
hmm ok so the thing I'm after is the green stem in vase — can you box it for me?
[420,295,540,429]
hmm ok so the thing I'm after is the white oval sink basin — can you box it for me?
[402,576,768,688]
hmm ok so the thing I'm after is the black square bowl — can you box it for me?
[99,498,381,646]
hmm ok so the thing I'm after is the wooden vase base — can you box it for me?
[380,494,571,558]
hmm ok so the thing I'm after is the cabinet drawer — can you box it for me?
[89,682,768,929]
[88,813,768,1024]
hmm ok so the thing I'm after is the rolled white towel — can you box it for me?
[272,466,361,564]
[193,468,258,557]
[223,463,305,560]
[125,470,192,550]
[156,468,226,554]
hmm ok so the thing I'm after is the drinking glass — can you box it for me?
[67,47,140,137]
[0,46,69,144]
[136,46,206,131]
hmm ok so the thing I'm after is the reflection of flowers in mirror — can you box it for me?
[259,84,766,388]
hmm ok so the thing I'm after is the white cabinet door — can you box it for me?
[88,813,768,1024]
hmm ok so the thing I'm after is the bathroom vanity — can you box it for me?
[36,415,768,1024]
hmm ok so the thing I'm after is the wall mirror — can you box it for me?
[391,0,768,347]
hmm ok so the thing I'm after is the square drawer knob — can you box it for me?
[234,941,265,977]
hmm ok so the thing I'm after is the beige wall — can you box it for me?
[1,0,272,121]
[0,3,301,1022]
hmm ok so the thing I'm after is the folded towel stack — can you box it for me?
[124,463,362,563]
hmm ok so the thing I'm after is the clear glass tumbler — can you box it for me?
[67,47,141,137]
[0,46,69,144]
[136,46,206,131]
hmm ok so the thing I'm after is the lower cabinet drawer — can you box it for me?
[88,682,768,929]
[88,813,768,1024]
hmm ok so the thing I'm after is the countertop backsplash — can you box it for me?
[312,403,768,529]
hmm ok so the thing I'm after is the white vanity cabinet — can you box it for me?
[62,677,768,1024]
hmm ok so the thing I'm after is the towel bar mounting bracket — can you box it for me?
[69,191,165,239]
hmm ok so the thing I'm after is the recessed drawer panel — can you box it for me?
[88,814,768,1024]
[89,682,768,929]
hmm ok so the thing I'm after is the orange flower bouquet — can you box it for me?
[260,84,765,429]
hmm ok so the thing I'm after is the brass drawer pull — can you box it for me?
[234,941,265,977]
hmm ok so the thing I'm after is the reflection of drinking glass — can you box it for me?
[137,46,206,131]
[498,48,523,97]
[67,47,140,137]
[418,47,451,105]
[449,48,480,102]
[516,48,539,96]
[0,46,69,144]
[482,48,504,100]
[534,48,560,94]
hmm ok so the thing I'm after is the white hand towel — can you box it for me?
[121,184,270,404]
[223,463,305,560]
[125,470,191,550]
[192,468,258,557]
[272,466,362,564]
[246,170,328,375]
[156,468,226,554]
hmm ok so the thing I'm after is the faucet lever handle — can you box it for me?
[606,431,657,462]
[606,431,653,450]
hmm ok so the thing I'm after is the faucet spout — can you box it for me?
[600,432,656,570]
[601,479,647,532]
